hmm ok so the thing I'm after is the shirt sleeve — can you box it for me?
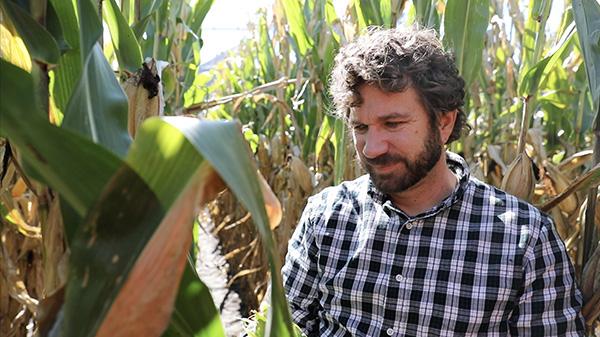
[509,217,586,336]
[281,199,322,336]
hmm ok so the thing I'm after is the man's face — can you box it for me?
[350,85,443,194]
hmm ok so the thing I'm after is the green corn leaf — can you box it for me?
[519,22,575,97]
[163,117,295,337]
[279,0,313,56]
[132,13,154,40]
[379,0,392,27]
[103,0,143,72]
[351,0,368,31]
[0,59,121,235]
[0,1,60,64]
[518,0,552,85]
[257,12,276,81]
[573,0,600,125]
[77,0,103,62]
[316,115,334,161]
[162,258,226,337]
[46,1,71,54]
[443,0,490,88]
[413,0,440,30]
[62,163,165,337]
[50,0,82,112]
[62,44,131,158]
[182,0,214,62]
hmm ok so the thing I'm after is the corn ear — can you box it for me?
[122,59,164,138]
[501,153,535,201]
[545,163,579,216]
[289,155,313,194]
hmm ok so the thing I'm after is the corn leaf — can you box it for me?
[0,1,60,64]
[182,0,214,62]
[0,20,32,71]
[0,59,121,234]
[165,117,295,337]
[162,259,226,337]
[518,0,552,85]
[573,0,600,124]
[46,1,71,54]
[77,0,103,61]
[279,0,313,56]
[103,0,143,72]
[49,0,81,112]
[413,0,440,30]
[62,44,132,158]
[63,164,166,337]
[443,0,490,88]
[519,22,575,97]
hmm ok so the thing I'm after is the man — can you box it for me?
[281,26,585,336]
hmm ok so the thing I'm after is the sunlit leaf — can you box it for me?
[62,45,131,158]
[0,59,121,234]
[573,0,600,124]
[279,0,313,55]
[103,0,143,72]
[49,0,81,112]
[519,22,575,97]
[0,1,60,64]
[0,22,32,71]
[518,0,552,84]
[443,0,490,87]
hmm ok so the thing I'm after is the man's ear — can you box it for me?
[438,110,457,144]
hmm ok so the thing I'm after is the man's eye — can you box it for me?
[385,121,402,128]
[353,124,368,133]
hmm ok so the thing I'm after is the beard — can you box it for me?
[358,126,443,194]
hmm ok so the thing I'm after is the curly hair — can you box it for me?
[329,26,467,144]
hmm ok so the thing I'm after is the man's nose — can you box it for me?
[362,130,388,159]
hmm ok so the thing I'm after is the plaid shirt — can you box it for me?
[282,152,585,337]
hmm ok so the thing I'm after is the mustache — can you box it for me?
[363,153,408,167]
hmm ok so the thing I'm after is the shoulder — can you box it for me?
[305,174,370,212]
[300,174,372,232]
[464,176,556,253]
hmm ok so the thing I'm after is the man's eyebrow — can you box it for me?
[377,112,410,121]
[350,112,411,125]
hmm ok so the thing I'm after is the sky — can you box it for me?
[199,0,274,62]
[199,0,565,64]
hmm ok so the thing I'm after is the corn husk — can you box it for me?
[545,163,579,216]
[501,153,535,201]
[122,59,164,138]
[289,155,313,194]
[550,208,570,241]
[558,150,593,173]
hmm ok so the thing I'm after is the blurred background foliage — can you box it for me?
[1,0,599,336]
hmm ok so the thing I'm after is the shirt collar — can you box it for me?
[366,151,470,218]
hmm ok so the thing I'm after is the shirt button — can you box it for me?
[395,274,404,282]
[405,222,413,230]
[386,328,395,336]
